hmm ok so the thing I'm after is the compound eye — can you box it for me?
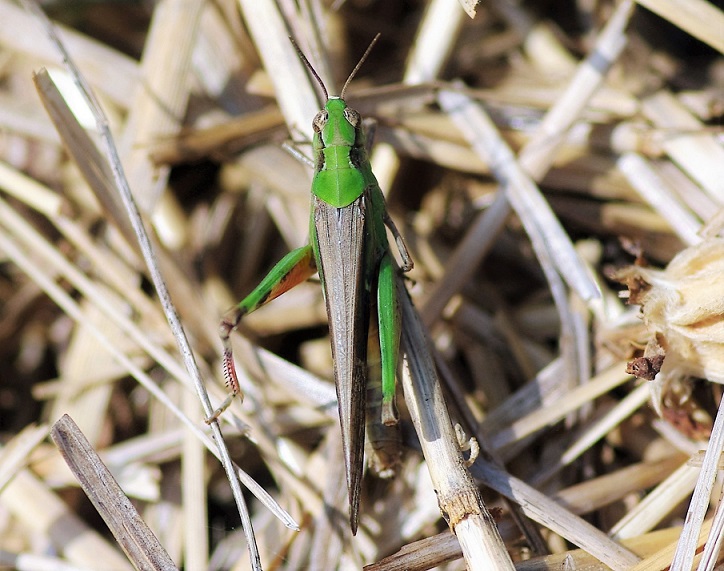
[313,110,328,132]
[343,108,361,127]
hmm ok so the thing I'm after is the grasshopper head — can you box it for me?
[313,97,361,148]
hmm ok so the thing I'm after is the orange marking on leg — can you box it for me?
[268,249,316,300]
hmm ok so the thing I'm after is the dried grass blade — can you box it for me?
[0,0,138,106]
[610,461,700,540]
[118,0,203,213]
[522,0,634,175]
[238,0,320,132]
[0,159,64,218]
[489,362,633,450]
[671,395,724,569]
[641,92,724,202]
[32,68,137,244]
[697,498,724,570]
[51,414,177,570]
[531,381,651,485]
[470,460,641,570]
[0,454,132,569]
[618,153,703,246]
[634,0,724,54]
[517,528,688,571]
[0,424,49,493]
[630,519,713,571]
[182,388,208,569]
[552,455,686,516]
[403,0,465,84]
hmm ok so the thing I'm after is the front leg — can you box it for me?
[207,245,317,423]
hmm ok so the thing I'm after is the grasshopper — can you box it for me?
[209,35,412,534]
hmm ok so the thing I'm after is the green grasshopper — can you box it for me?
[208,36,413,534]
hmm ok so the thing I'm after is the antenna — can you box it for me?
[290,36,329,101]
[340,33,381,99]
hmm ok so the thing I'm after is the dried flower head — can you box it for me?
[614,238,724,428]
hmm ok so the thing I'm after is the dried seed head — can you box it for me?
[615,239,724,428]
[615,238,724,384]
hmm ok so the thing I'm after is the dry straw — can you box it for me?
[0,0,722,570]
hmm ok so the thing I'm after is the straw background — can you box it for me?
[0,1,723,570]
